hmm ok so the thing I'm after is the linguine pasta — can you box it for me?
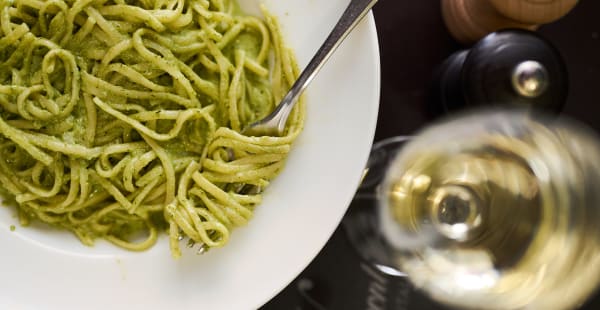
[0,0,304,257]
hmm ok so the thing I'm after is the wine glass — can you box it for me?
[344,109,600,309]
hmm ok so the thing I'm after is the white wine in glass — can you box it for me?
[378,109,600,309]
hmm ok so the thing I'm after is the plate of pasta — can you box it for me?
[0,0,379,309]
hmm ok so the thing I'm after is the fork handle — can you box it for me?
[249,0,379,136]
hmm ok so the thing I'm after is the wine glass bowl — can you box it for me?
[376,109,600,309]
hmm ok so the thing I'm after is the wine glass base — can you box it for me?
[342,136,411,278]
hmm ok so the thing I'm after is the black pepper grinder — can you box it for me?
[430,29,568,116]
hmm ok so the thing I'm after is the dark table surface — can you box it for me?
[265,1,600,309]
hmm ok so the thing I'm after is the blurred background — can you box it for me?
[264,1,600,309]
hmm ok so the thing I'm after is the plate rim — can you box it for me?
[254,11,381,308]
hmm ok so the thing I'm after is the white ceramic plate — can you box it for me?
[0,1,380,309]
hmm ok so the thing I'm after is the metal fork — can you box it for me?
[178,232,213,255]
[243,0,379,137]
[183,0,379,254]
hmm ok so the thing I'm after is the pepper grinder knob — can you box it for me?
[431,29,568,115]
[489,0,579,25]
[442,0,578,43]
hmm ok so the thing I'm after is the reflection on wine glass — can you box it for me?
[347,109,600,310]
